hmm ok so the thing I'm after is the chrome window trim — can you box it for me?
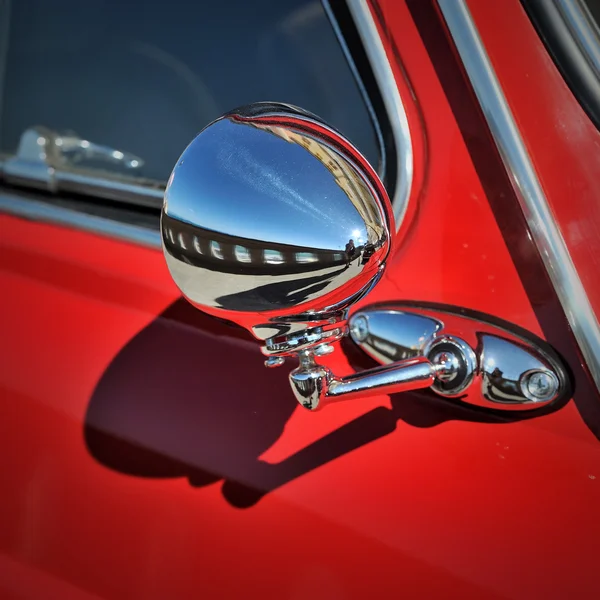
[556,0,600,76]
[521,0,600,131]
[438,0,600,393]
[323,0,387,180]
[0,191,161,249]
[346,0,414,228]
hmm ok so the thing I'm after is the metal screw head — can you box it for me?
[350,315,369,342]
[431,350,461,382]
[264,356,286,368]
[521,370,559,402]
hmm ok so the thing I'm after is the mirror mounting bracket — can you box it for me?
[287,303,568,413]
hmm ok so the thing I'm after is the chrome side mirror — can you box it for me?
[162,102,391,341]
[162,102,568,412]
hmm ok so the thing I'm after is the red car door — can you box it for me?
[1,0,599,598]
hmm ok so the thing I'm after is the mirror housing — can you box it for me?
[161,102,394,359]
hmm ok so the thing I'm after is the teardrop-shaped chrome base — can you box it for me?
[348,303,569,412]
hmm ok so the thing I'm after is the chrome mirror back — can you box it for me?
[161,102,569,413]
[161,102,392,356]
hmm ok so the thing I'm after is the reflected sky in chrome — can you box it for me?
[164,118,371,251]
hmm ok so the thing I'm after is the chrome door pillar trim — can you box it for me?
[437,0,600,392]
[555,0,600,78]
[322,0,387,180]
[346,0,414,228]
[0,192,161,249]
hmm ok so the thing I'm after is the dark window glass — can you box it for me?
[0,0,381,183]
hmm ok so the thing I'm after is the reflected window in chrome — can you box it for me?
[295,252,318,263]
[264,249,284,264]
[234,245,252,263]
[210,240,224,259]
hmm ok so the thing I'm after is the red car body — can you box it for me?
[1,0,600,598]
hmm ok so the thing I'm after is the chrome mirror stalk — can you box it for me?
[291,353,448,411]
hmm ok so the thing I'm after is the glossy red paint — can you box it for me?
[1,2,600,599]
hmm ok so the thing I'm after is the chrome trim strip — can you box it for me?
[322,0,387,179]
[346,0,414,228]
[0,192,161,249]
[556,0,600,78]
[438,0,600,391]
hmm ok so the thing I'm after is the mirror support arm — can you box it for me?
[290,353,438,411]
[288,305,569,413]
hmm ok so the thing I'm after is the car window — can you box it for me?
[0,0,381,191]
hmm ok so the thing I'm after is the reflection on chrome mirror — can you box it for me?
[162,102,392,352]
[162,102,568,413]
